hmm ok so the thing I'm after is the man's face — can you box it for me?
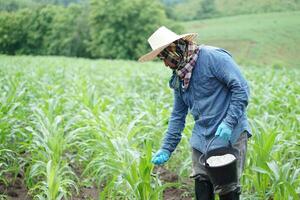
[158,47,180,69]
[161,57,177,69]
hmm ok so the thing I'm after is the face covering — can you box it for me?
[159,39,198,69]
[159,39,200,90]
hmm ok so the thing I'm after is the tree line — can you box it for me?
[0,0,82,11]
[0,0,180,60]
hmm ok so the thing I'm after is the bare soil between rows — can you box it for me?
[0,167,193,200]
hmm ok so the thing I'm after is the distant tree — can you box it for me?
[0,6,69,55]
[0,0,83,12]
[88,0,181,60]
[44,4,90,57]
[197,0,218,19]
[20,5,61,54]
[33,0,82,6]
[0,0,181,59]
[0,4,91,56]
[202,0,215,13]
[0,0,37,12]
[0,10,29,54]
[160,0,184,6]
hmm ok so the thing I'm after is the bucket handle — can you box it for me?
[204,136,232,165]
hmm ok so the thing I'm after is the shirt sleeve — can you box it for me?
[210,50,250,129]
[161,89,188,153]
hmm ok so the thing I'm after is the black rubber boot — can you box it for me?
[219,191,240,200]
[195,179,214,200]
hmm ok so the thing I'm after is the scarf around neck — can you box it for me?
[160,39,200,90]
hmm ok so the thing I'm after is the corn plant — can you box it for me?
[0,74,29,188]
[23,79,79,199]
[243,67,300,199]
[0,56,299,199]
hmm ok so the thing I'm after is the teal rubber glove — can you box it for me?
[151,149,170,165]
[215,122,233,141]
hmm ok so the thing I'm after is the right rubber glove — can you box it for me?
[215,122,233,141]
[151,149,171,165]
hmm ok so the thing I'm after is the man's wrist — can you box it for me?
[160,148,171,156]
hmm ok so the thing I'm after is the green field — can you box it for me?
[214,0,300,15]
[183,11,300,68]
[0,55,299,199]
[168,0,300,20]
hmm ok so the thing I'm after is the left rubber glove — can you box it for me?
[151,149,170,165]
[215,122,233,141]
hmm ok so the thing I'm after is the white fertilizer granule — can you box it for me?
[206,154,236,167]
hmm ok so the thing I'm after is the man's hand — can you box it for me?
[151,149,170,165]
[215,122,233,141]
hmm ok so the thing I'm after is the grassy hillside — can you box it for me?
[216,0,300,16]
[183,11,300,68]
[166,0,300,20]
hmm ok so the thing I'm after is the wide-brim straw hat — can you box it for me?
[138,26,197,62]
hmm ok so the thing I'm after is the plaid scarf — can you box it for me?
[160,39,199,90]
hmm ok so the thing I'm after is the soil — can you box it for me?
[0,176,30,200]
[0,178,99,200]
[153,166,194,200]
[164,188,192,200]
[71,186,99,200]
[1,167,193,200]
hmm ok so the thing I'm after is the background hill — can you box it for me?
[183,11,300,67]
[163,0,300,20]
[0,0,300,67]
[3,0,300,18]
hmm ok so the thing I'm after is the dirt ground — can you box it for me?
[0,167,193,200]
[0,180,99,200]
[154,166,193,200]
[0,176,30,200]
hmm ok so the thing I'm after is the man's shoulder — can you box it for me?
[199,45,232,58]
[195,45,236,75]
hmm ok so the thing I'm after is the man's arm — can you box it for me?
[211,51,250,129]
[161,89,188,153]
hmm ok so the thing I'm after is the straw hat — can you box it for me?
[138,26,197,62]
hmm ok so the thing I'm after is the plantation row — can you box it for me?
[0,55,299,199]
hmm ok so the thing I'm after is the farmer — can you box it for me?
[138,26,251,200]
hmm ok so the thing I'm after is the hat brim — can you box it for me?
[138,33,198,62]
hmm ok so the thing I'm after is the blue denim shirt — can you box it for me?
[161,45,252,154]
